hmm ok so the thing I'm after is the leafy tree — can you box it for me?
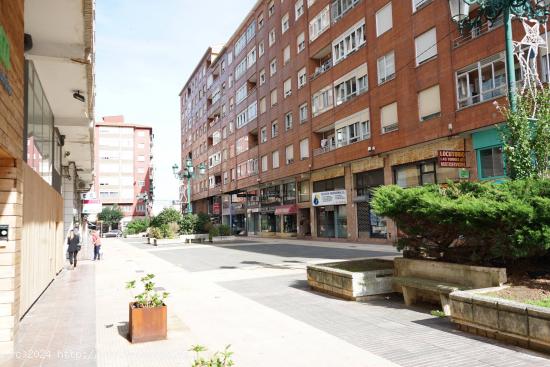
[196,213,212,234]
[178,214,198,235]
[498,89,550,179]
[151,208,182,228]
[97,206,124,230]
[125,218,150,235]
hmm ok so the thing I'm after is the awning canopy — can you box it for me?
[275,204,298,215]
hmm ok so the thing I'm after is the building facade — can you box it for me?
[179,0,549,241]
[0,0,95,354]
[93,116,154,227]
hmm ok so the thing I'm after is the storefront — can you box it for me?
[312,177,347,239]
[355,169,387,239]
[260,185,281,235]
[275,204,297,235]
[246,189,260,235]
[472,127,506,181]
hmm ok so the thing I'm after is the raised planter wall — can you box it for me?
[307,259,394,300]
[450,289,550,353]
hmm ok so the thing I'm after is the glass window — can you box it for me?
[415,28,437,65]
[377,51,395,84]
[375,2,392,37]
[479,146,505,178]
[418,85,441,121]
[456,53,506,108]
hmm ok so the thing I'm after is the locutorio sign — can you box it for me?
[0,25,13,96]
[312,190,347,207]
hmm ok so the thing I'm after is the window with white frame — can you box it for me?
[259,41,265,57]
[300,138,309,159]
[295,0,304,19]
[456,53,506,108]
[297,32,306,53]
[209,152,222,168]
[258,13,265,29]
[212,131,222,145]
[269,28,276,46]
[235,59,247,80]
[380,102,398,133]
[299,103,308,122]
[259,69,266,85]
[285,112,293,130]
[332,0,360,22]
[236,84,247,105]
[375,2,392,37]
[377,51,395,84]
[271,120,279,137]
[228,51,233,65]
[236,110,248,128]
[262,155,269,171]
[298,67,307,88]
[270,58,277,76]
[334,63,368,106]
[334,108,371,148]
[309,5,330,42]
[272,150,280,168]
[235,33,247,55]
[412,0,431,12]
[312,85,334,116]
[260,97,267,114]
[542,51,549,83]
[247,48,257,68]
[332,19,366,64]
[418,85,441,121]
[223,171,229,184]
[246,21,256,42]
[284,78,292,97]
[284,45,291,64]
[282,13,290,33]
[247,101,257,121]
[268,0,275,16]
[286,144,294,164]
[415,28,437,65]
[271,89,278,106]
[261,126,267,143]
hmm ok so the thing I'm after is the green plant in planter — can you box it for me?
[218,224,230,237]
[126,274,169,308]
[190,345,234,367]
[149,227,163,239]
[208,226,220,241]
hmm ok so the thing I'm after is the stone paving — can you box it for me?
[3,237,550,367]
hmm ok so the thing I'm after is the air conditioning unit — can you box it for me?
[76,179,89,192]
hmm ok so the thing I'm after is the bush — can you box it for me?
[196,213,212,234]
[151,208,183,228]
[126,218,150,235]
[149,227,163,239]
[218,224,230,237]
[179,214,198,235]
[371,179,550,266]
[208,226,220,241]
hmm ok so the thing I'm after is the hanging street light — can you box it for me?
[172,158,206,214]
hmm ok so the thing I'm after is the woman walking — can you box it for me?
[67,229,81,269]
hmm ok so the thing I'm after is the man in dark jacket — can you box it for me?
[67,228,81,269]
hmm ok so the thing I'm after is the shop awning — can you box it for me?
[275,205,297,215]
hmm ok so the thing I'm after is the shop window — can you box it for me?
[313,176,345,192]
[478,146,505,179]
[298,180,310,202]
[394,161,436,188]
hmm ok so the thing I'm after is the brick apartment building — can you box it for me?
[93,116,154,227]
[179,0,550,241]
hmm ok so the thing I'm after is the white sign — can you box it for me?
[82,199,102,214]
[312,190,347,207]
[81,192,97,200]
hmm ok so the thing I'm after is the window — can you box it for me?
[262,155,269,171]
[270,58,277,76]
[312,85,333,116]
[247,47,257,68]
[261,126,267,143]
[415,28,437,65]
[260,97,267,114]
[298,67,307,88]
[479,146,505,179]
[268,0,275,17]
[334,63,368,105]
[271,120,279,137]
[300,138,309,159]
[208,152,222,168]
[377,51,395,84]
[299,103,308,122]
[332,19,366,64]
[335,108,371,147]
[332,0,360,22]
[246,21,256,42]
[282,13,290,33]
[212,131,222,146]
[269,28,276,46]
[376,2,392,37]
[259,41,265,57]
[272,150,280,168]
[307,0,316,6]
[235,33,247,55]
[285,112,293,130]
[284,78,292,97]
[223,171,229,184]
[542,52,549,83]
[309,5,330,41]
[247,101,257,121]
[271,89,278,106]
[237,109,248,128]
[380,102,398,133]
[456,53,506,108]
[259,69,266,85]
[228,51,233,65]
[395,161,436,188]
[413,0,431,12]
[137,155,145,162]
[258,13,265,29]
[236,136,250,155]
[297,32,306,53]
[418,85,441,121]
[235,59,247,80]
[285,145,294,164]
[284,45,291,64]
[295,0,304,19]
[236,84,247,104]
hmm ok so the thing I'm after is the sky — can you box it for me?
[95,0,257,213]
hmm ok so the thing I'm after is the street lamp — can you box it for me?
[172,157,206,214]
[448,0,549,112]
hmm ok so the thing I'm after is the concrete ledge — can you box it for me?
[211,236,237,243]
[151,234,209,246]
[450,287,550,353]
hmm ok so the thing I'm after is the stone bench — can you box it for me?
[394,258,506,316]
[393,276,468,315]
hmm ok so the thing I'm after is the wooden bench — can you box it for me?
[393,258,506,316]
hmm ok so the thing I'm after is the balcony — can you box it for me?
[310,57,333,81]
[313,129,371,156]
[453,17,503,48]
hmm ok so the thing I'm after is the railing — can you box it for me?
[310,59,333,81]
[331,0,361,25]
[313,132,371,156]
[313,141,336,156]
[453,18,504,48]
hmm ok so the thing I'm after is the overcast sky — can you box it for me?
[95,0,256,213]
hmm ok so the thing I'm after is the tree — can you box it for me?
[498,89,550,180]
[150,208,182,228]
[97,206,124,231]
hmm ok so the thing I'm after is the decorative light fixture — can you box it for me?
[73,90,85,103]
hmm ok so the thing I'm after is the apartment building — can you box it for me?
[179,0,549,241]
[94,116,154,227]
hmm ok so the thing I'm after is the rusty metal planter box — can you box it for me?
[128,303,167,343]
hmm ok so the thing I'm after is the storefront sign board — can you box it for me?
[438,150,467,168]
[312,190,347,207]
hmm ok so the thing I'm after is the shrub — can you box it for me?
[218,224,230,237]
[190,345,234,367]
[149,227,163,239]
[371,179,550,266]
[126,218,150,235]
[196,213,212,234]
[208,226,220,241]
[151,208,183,228]
[126,274,169,308]
[179,214,198,235]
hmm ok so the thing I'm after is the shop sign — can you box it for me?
[212,202,221,214]
[438,150,467,168]
[0,25,13,96]
[275,204,297,215]
[82,199,102,214]
[81,192,97,200]
[459,168,470,179]
[312,190,347,207]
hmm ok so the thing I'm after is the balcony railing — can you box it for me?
[313,132,370,156]
[453,17,504,48]
[310,59,333,81]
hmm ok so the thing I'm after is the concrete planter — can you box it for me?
[450,288,550,353]
[151,234,209,246]
[211,235,237,243]
[307,259,394,301]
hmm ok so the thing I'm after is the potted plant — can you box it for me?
[126,274,169,343]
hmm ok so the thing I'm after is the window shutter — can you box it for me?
[380,102,398,132]
[415,28,437,65]
[418,85,441,120]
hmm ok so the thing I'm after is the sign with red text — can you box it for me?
[438,150,467,168]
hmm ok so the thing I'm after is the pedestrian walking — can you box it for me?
[92,230,102,261]
[67,228,81,269]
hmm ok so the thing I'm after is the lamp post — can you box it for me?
[172,157,206,214]
[448,0,549,112]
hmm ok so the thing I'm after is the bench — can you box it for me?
[393,258,506,316]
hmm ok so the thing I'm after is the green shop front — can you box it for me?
[472,127,506,181]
